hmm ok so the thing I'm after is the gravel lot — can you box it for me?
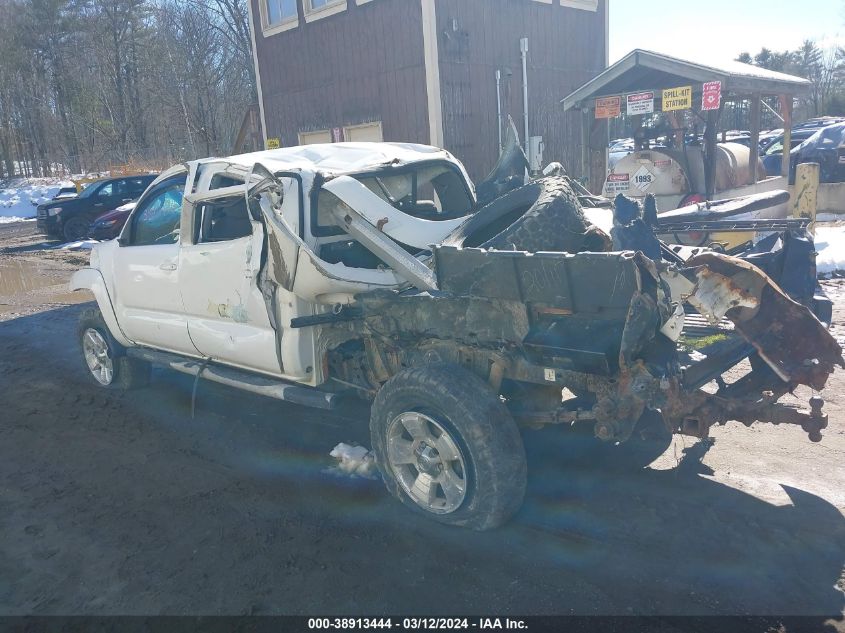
[1,221,844,621]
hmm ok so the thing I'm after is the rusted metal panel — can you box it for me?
[685,251,844,390]
[433,246,640,313]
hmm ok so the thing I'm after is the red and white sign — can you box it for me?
[604,172,630,195]
[626,91,655,116]
[702,81,722,111]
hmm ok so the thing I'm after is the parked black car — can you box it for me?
[791,122,845,184]
[36,174,157,241]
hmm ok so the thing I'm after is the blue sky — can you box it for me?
[610,0,845,64]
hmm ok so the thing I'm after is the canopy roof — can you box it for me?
[562,49,811,111]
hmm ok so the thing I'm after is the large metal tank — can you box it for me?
[603,142,765,209]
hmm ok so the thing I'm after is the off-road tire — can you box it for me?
[63,215,92,242]
[370,363,527,530]
[444,176,607,254]
[78,306,150,390]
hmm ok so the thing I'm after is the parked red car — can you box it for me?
[88,201,136,240]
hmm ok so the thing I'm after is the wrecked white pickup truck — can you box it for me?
[70,141,843,529]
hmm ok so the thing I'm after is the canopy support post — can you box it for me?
[704,108,720,200]
[749,94,761,184]
[780,94,793,178]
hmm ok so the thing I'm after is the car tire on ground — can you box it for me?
[62,215,92,242]
[370,363,527,530]
[78,306,150,390]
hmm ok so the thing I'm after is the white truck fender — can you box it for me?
[69,268,133,348]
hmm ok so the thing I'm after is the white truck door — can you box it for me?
[111,174,198,355]
[179,190,283,376]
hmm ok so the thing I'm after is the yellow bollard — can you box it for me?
[792,162,820,235]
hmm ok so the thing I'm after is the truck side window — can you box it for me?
[195,196,252,242]
[130,180,185,246]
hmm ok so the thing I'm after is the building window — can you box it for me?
[261,0,297,35]
[344,122,383,143]
[265,0,297,25]
[560,0,598,10]
[298,129,333,145]
[303,0,347,22]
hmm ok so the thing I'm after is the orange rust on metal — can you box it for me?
[687,251,844,390]
[534,307,574,316]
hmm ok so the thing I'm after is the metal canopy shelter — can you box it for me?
[562,49,811,196]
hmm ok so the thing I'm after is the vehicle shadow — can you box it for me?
[0,240,59,254]
[1,304,844,618]
[500,431,845,616]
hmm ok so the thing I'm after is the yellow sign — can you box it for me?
[662,86,692,112]
[595,96,622,119]
[266,137,280,149]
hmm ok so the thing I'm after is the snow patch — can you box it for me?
[814,225,845,275]
[327,443,377,479]
[0,216,36,224]
[54,239,99,251]
[0,178,72,220]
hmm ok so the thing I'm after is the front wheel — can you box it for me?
[370,364,527,530]
[62,215,91,242]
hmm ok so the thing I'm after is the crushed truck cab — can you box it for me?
[71,140,842,530]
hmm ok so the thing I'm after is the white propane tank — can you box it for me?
[603,149,691,210]
[603,142,766,210]
[714,142,764,190]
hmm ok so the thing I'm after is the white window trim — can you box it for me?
[560,0,598,10]
[259,0,298,36]
[343,121,384,142]
[303,0,347,23]
[355,0,374,4]
[531,0,553,4]
[298,129,333,145]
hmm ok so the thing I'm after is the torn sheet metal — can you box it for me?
[684,252,843,389]
[322,175,469,249]
[329,199,438,292]
[250,163,403,305]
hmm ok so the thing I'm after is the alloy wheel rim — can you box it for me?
[82,328,114,385]
[386,412,468,514]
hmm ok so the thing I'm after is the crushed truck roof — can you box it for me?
[220,142,460,175]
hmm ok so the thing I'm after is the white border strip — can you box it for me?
[421,0,444,148]
[247,0,269,145]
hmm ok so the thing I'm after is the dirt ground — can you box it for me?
[1,221,844,619]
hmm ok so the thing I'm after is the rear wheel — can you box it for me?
[78,307,150,390]
[370,364,527,530]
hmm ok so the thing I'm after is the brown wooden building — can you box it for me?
[248,0,608,181]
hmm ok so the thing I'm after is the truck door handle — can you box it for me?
[159,261,177,271]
